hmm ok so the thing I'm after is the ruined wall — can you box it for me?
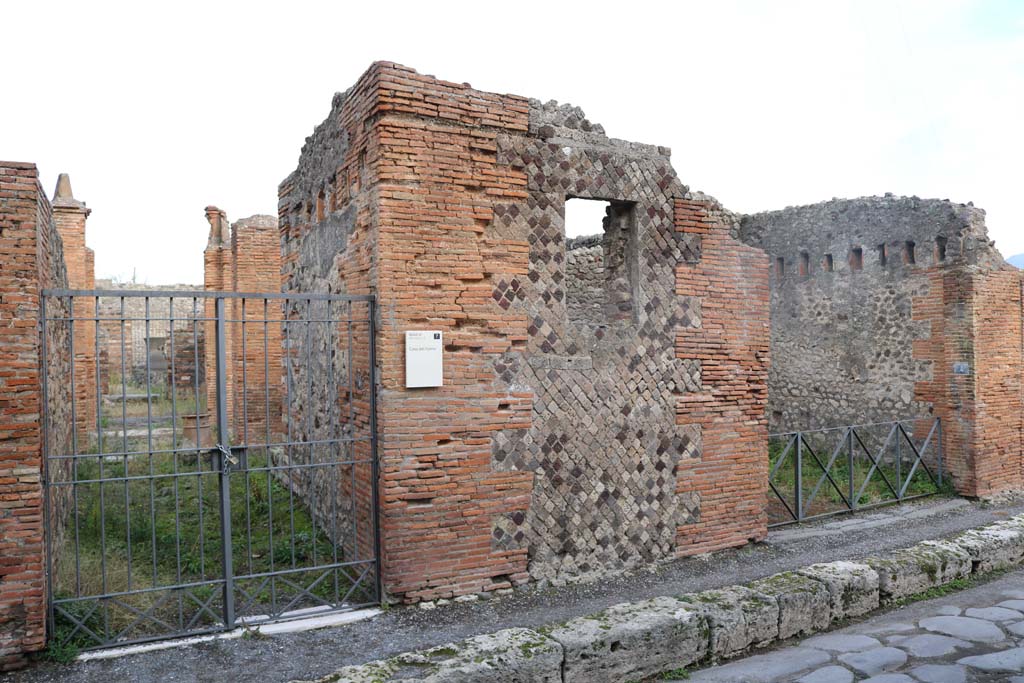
[740,196,1001,433]
[280,63,769,601]
[92,280,203,405]
[0,162,72,670]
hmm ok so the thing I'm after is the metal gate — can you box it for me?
[767,417,944,527]
[41,289,379,650]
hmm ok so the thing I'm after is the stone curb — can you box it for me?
[295,514,1024,683]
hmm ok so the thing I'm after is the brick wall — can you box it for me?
[675,195,771,555]
[280,63,771,602]
[203,210,283,440]
[0,162,72,670]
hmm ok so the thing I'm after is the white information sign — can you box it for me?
[405,330,443,388]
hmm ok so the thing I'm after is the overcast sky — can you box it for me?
[4,0,1022,285]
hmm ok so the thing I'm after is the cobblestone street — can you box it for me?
[686,569,1024,682]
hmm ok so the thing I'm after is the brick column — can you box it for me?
[51,174,96,444]
[227,215,282,438]
[203,206,232,425]
[914,265,1024,497]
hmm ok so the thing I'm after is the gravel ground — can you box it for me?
[8,496,1024,683]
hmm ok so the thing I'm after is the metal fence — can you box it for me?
[41,289,379,650]
[767,417,943,527]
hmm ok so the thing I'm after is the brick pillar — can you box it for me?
[0,162,72,670]
[915,265,1024,497]
[203,206,231,426]
[51,174,96,444]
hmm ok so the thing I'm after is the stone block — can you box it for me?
[748,572,831,639]
[866,540,972,603]
[301,628,562,683]
[796,561,880,620]
[680,585,779,659]
[952,521,1024,574]
[546,596,709,683]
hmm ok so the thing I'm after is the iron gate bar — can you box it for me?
[41,289,380,650]
[768,417,944,528]
[800,429,853,517]
[897,420,940,498]
[852,424,900,504]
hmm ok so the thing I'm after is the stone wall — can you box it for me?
[279,62,770,601]
[0,161,73,670]
[740,196,1001,433]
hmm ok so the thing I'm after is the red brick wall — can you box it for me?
[373,65,535,600]
[674,196,770,554]
[969,267,1024,495]
[0,162,72,670]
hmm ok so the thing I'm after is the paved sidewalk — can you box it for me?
[684,568,1024,683]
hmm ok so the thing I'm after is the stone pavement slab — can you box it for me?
[686,647,831,683]
[837,647,907,675]
[919,615,1006,642]
[801,633,881,652]
[886,633,970,657]
[909,663,967,683]
[677,568,1024,683]
[796,666,854,683]
[957,646,1024,672]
